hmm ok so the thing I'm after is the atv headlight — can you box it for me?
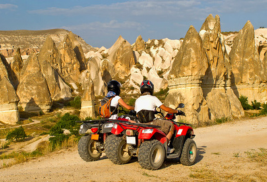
[104,123,114,128]
[142,129,154,134]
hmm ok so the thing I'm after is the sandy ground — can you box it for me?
[1,117,267,182]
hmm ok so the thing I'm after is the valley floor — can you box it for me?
[1,117,267,181]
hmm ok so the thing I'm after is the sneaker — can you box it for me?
[167,147,175,154]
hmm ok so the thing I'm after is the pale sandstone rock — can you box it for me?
[154,54,163,70]
[0,54,10,82]
[97,46,107,53]
[58,33,81,83]
[38,36,62,74]
[0,77,19,125]
[67,31,86,71]
[169,26,208,79]
[10,48,23,89]
[138,52,153,68]
[166,25,209,124]
[85,51,102,61]
[17,54,52,112]
[80,72,95,119]
[81,57,105,96]
[0,54,18,89]
[230,20,263,85]
[206,89,232,121]
[147,68,168,92]
[230,21,266,103]
[226,88,245,118]
[40,60,71,100]
[133,51,140,63]
[133,35,146,52]
[108,35,135,79]
[130,67,143,85]
[201,14,244,120]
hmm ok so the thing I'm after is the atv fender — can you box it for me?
[138,128,167,145]
[175,125,194,137]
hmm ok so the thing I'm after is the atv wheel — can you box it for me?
[180,138,197,166]
[78,135,101,161]
[105,135,132,164]
[138,140,165,170]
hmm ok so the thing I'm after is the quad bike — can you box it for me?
[77,110,138,162]
[105,103,197,170]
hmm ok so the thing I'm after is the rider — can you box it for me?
[134,80,184,143]
[105,80,134,119]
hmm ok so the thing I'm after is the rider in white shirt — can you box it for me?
[134,80,183,143]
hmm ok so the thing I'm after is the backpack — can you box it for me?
[98,96,115,118]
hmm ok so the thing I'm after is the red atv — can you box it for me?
[77,112,138,162]
[105,103,197,170]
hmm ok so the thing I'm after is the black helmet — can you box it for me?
[140,80,154,95]
[107,80,121,95]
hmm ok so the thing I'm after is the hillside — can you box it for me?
[0,29,94,57]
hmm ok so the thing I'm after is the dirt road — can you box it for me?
[1,117,267,182]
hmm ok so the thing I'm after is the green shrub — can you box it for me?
[251,100,261,110]
[260,104,267,115]
[239,95,253,110]
[49,134,70,150]
[6,126,27,141]
[154,88,169,97]
[49,113,80,150]
[69,96,81,109]
[128,98,136,106]
[215,117,229,124]
[49,113,79,136]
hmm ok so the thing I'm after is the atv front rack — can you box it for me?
[110,120,160,128]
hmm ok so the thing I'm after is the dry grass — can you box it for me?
[190,167,266,181]
[0,135,79,169]
[245,148,267,166]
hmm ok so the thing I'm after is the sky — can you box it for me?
[0,0,267,48]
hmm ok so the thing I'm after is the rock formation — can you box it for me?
[108,36,135,79]
[10,48,23,89]
[67,31,86,71]
[166,25,209,124]
[80,71,96,119]
[200,15,243,120]
[58,33,81,83]
[0,54,10,81]
[133,35,146,52]
[17,54,52,112]
[39,60,72,100]
[0,77,20,125]
[0,55,20,124]
[230,21,266,103]
[82,57,105,96]
[38,36,62,73]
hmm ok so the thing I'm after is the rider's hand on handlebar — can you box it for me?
[177,110,185,116]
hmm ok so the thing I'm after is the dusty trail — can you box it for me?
[1,117,267,182]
